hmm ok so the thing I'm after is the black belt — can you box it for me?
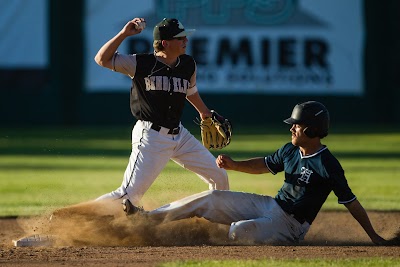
[151,124,180,135]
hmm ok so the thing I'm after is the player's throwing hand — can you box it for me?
[121,18,146,36]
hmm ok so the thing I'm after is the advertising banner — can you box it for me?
[85,0,364,95]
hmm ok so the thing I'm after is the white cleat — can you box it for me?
[12,234,55,247]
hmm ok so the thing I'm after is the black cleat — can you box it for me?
[122,199,144,216]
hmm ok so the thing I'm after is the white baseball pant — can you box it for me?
[96,120,229,204]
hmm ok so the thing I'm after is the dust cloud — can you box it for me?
[17,200,231,247]
[16,201,400,247]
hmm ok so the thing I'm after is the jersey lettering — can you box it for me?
[298,167,313,184]
[144,76,188,94]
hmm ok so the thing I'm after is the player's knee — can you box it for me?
[229,218,276,245]
[229,220,257,244]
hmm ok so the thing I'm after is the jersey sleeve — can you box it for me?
[186,61,198,96]
[112,52,137,78]
[264,143,291,175]
[324,155,357,204]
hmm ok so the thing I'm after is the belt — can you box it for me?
[151,124,180,135]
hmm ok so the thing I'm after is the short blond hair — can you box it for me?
[153,40,164,52]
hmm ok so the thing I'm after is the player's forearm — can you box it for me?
[94,32,128,69]
[345,200,385,244]
[229,158,269,174]
[186,92,211,119]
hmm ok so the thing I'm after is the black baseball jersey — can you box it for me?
[265,143,356,224]
[113,52,196,129]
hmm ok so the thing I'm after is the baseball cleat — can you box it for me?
[122,199,144,216]
[12,234,55,247]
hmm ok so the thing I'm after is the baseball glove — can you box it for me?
[197,110,232,149]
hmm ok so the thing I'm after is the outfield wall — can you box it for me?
[0,0,399,126]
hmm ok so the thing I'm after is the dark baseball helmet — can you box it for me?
[284,101,330,138]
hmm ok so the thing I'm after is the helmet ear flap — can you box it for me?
[304,127,317,138]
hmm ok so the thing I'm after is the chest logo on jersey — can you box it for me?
[144,76,189,94]
[298,167,313,184]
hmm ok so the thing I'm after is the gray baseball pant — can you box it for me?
[148,190,310,245]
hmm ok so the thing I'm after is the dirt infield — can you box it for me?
[1,202,399,266]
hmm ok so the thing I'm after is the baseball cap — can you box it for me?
[153,18,195,40]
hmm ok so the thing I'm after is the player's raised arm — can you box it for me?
[94,18,145,69]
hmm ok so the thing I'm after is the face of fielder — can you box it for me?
[167,36,188,56]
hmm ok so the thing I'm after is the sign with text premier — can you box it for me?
[85,0,363,95]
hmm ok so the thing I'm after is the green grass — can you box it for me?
[1,125,399,266]
[160,258,400,267]
[0,125,399,216]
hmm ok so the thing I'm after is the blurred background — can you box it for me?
[1,0,399,127]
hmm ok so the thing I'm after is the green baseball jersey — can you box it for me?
[265,143,356,224]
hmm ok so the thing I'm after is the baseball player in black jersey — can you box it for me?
[94,18,229,205]
[123,101,386,245]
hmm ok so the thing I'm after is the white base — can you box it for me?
[12,234,55,247]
